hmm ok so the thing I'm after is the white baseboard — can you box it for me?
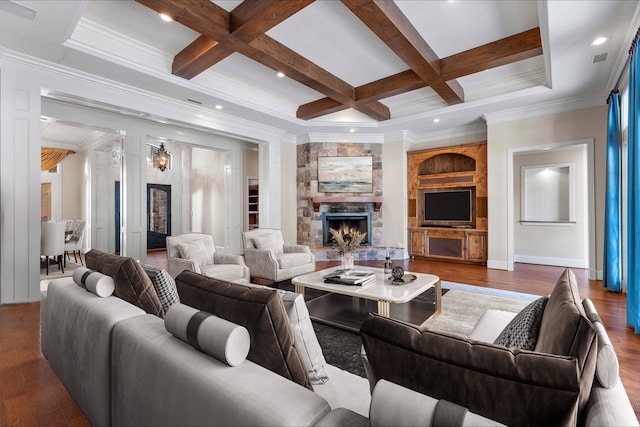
[487,260,509,270]
[590,268,603,281]
[514,255,588,269]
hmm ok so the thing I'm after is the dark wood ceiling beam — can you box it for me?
[172,37,235,78]
[297,70,422,120]
[230,0,314,41]
[297,29,543,120]
[139,0,314,78]
[247,35,389,120]
[440,28,543,80]
[137,0,390,121]
[342,0,464,105]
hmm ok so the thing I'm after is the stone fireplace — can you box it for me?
[297,142,403,261]
[322,212,372,247]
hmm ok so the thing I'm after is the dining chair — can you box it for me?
[64,220,86,266]
[41,221,66,275]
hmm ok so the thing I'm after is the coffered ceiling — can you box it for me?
[0,0,639,140]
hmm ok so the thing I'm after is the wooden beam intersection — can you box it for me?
[137,1,543,122]
[341,0,464,105]
[137,0,390,121]
[298,28,543,120]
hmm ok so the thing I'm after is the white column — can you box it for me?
[121,131,147,261]
[259,138,282,231]
[0,63,42,303]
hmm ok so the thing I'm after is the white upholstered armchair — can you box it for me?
[166,233,249,283]
[242,228,315,284]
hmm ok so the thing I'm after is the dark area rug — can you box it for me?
[272,280,450,379]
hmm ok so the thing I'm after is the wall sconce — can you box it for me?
[157,143,169,172]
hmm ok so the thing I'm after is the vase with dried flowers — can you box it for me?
[329,227,367,271]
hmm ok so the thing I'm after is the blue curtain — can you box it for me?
[603,92,621,292]
[628,42,640,333]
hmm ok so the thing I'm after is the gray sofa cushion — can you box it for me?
[42,278,145,427]
[175,271,313,390]
[85,249,164,318]
[111,315,331,427]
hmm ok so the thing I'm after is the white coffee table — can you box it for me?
[292,266,441,331]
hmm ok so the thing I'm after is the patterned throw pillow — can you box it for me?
[141,263,180,313]
[494,296,549,350]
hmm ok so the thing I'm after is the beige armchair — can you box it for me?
[242,228,315,284]
[166,233,249,283]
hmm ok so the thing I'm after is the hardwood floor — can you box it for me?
[0,252,637,426]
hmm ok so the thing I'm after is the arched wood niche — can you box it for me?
[407,143,488,264]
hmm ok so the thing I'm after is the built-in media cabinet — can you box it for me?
[408,143,488,264]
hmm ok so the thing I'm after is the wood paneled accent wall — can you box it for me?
[408,143,487,229]
[408,142,488,264]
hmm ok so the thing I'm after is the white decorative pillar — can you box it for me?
[0,62,42,303]
[121,132,148,261]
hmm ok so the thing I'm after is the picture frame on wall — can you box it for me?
[318,156,373,193]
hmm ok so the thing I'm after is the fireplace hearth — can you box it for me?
[322,212,372,247]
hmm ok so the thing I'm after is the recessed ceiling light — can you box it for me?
[349,128,356,133]
[591,37,607,46]
[158,13,173,22]
[215,105,223,110]
[433,118,440,123]
[276,72,285,78]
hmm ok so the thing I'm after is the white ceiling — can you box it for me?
[1,0,639,145]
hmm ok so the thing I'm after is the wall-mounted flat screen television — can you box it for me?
[424,189,472,224]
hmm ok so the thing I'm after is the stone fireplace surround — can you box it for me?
[296,142,403,262]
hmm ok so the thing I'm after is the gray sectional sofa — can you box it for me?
[40,250,638,426]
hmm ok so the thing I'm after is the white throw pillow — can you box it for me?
[72,267,115,297]
[176,241,213,266]
[253,236,284,255]
[165,303,250,367]
[279,290,329,384]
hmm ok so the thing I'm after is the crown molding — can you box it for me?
[407,123,487,147]
[482,92,605,124]
[2,48,288,143]
[66,18,305,126]
[384,130,414,144]
[297,133,384,144]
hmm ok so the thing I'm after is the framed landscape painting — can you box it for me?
[318,156,373,193]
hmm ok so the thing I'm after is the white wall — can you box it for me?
[513,146,589,268]
[486,106,606,278]
[190,147,225,244]
[382,135,409,254]
[61,152,85,221]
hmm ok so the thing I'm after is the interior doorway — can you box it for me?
[147,183,171,249]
